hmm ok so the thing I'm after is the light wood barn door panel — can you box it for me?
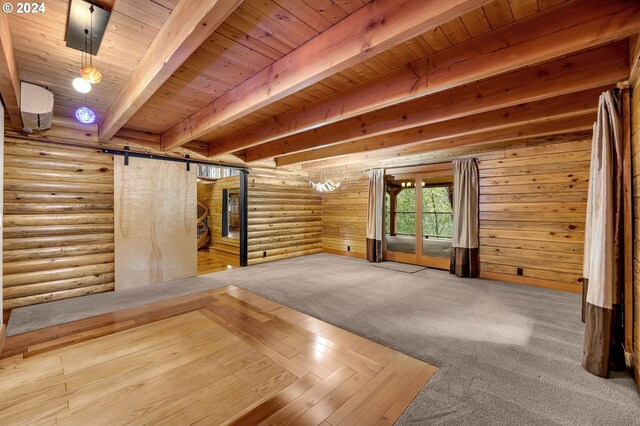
[114,157,196,290]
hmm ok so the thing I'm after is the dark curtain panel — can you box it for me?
[450,247,479,278]
[582,90,626,377]
[366,238,382,263]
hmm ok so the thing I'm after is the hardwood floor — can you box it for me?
[197,250,237,275]
[0,286,436,425]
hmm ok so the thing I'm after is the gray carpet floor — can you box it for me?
[7,253,640,425]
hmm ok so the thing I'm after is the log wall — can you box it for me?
[315,134,591,293]
[3,138,115,309]
[247,167,322,265]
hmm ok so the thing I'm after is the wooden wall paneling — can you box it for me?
[114,157,196,290]
[629,34,640,388]
[3,138,115,309]
[316,137,591,293]
[247,167,322,264]
[620,85,634,358]
[321,169,368,258]
[477,143,590,292]
[0,102,4,349]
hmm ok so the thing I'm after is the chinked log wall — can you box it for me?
[2,137,321,308]
[247,167,322,265]
[3,138,115,309]
[319,136,591,293]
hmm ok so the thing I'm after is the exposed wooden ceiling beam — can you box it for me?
[3,116,229,163]
[275,88,603,166]
[0,12,22,129]
[246,42,627,162]
[208,0,640,157]
[160,0,493,151]
[300,132,593,171]
[98,0,243,142]
[299,115,595,170]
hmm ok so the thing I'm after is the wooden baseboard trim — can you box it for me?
[480,271,582,293]
[0,325,6,355]
[322,248,367,259]
[323,251,582,293]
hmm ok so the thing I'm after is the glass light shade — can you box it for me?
[80,65,102,84]
[75,106,96,124]
[72,77,91,93]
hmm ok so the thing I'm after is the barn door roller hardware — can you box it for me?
[102,147,248,172]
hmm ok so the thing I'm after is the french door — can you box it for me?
[383,164,453,270]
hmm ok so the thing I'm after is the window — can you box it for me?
[422,185,453,238]
[197,165,239,179]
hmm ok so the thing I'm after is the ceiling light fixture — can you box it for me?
[309,179,340,192]
[75,106,96,124]
[72,76,91,93]
[81,6,102,84]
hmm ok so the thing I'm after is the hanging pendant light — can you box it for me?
[309,179,341,192]
[72,33,91,93]
[309,169,341,192]
[75,106,96,124]
[81,5,102,84]
[72,76,91,93]
[73,4,98,124]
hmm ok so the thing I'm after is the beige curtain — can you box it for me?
[582,90,625,377]
[450,158,479,277]
[366,169,384,262]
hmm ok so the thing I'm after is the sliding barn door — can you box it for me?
[114,157,197,290]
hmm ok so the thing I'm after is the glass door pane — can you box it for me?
[421,185,453,258]
[386,181,416,255]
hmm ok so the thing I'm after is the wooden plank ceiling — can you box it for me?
[4,0,639,166]
[8,0,180,119]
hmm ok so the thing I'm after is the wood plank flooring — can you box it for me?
[197,250,237,275]
[0,286,436,425]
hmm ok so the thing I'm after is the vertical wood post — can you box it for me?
[620,84,634,355]
[389,186,398,236]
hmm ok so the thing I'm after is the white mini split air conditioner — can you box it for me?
[20,82,54,132]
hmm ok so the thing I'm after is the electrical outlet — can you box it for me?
[517,267,523,276]
[347,246,351,252]
[263,251,267,258]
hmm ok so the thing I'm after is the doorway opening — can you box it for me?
[384,164,453,270]
[196,165,248,275]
